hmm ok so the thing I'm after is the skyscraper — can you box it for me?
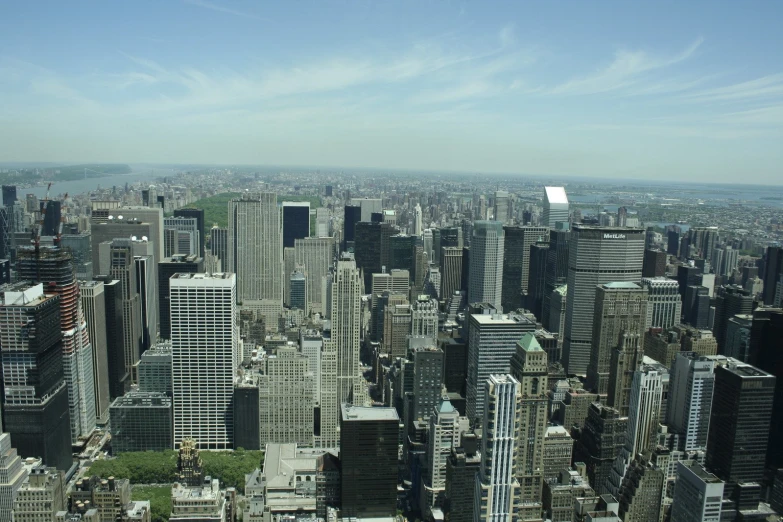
[0,283,73,471]
[282,201,311,248]
[294,236,334,315]
[171,273,238,449]
[468,221,505,310]
[228,192,283,303]
[466,305,535,424]
[509,333,548,518]
[706,361,775,485]
[158,254,204,340]
[174,208,206,257]
[666,352,715,451]
[642,249,667,278]
[502,225,549,313]
[0,432,27,521]
[331,258,363,416]
[258,347,314,446]
[425,398,461,508]
[563,225,645,375]
[669,462,724,522]
[763,246,783,305]
[493,191,510,224]
[106,240,142,381]
[440,246,464,301]
[342,205,361,251]
[209,226,228,270]
[542,227,570,330]
[92,276,129,399]
[474,374,522,522]
[526,241,550,320]
[340,404,399,519]
[17,247,96,441]
[586,282,648,396]
[640,277,682,330]
[163,216,199,257]
[79,281,111,423]
[542,187,569,229]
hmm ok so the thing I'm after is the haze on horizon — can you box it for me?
[1,0,782,184]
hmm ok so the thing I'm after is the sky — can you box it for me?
[0,1,782,183]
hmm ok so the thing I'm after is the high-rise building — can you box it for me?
[411,295,438,339]
[542,227,570,330]
[282,201,311,248]
[12,464,66,522]
[563,225,645,375]
[133,245,158,353]
[474,374,522,522]
[543,187,569,229]
[706,361,775,485]
[0,283,73,471]
[466,305,535,423]
[91,276,129,399]
[666,352,715,452]
[468,221,505,311]
[351,198,383,223]
[209,226,228,269]
[493,191,510,224]
[228,192,283,303]
[109,206,165,265]
[526,241,550,320]
[259,347,314,446]
[138,341,173,396]
[171,273,238,449]
[616,455,664,522]
[164,216,199,257]
[174,208,206,257]
[440,246,464,301]
[0,432,27,521]
[541,426,573,482]
[17,247,96,442]
[340,404,399,519]
[586,282,648,396]
[509,333,548,518]
[640,277,682,330]
[105,240,142,381]
[342,205,361,251]
[424,398,461,508]
[502,226,549,313]
[642,249,666,279]
[573,404,627,495]
[763,246,783,305]
[79,281,111,423]
[354,221,396,290]
[289,270,307,310]
[683,285,711,329]
[109,392,173,452]
[444,438,481,522]
[712,285,753,351]
[669,461,723,522]
[158,254,204,340]
[1,185,16,207]
[684,227,719,261]
[294,236,334,315]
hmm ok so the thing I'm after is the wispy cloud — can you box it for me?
[681,73,783,103]
[546,38,704,96]
[183,0,265,21]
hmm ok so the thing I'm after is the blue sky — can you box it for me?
[1,0,782,183]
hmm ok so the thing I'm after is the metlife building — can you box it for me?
[562,225,646,375]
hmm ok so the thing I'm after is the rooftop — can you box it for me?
[518,332,543,352]
[544,186,569,205]
[341,404,399,422]
[601,282,643,289]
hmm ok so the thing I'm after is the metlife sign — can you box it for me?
[603,233,626,239]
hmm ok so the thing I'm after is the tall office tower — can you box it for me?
[39,200,61,236]
[317,341,339,448]
[411,295,438,339]
[563,225,645,375]
[406,344,445,429]
[666,352,715,452]
[112,207,165,263]
[705,362,775,485]
[389,234,416,274]
[109,392,173,452]
[0,283,72,471]
[105,240,142,381]
[469,221,505,310]
[748,308,783,469]
[12,464,67,522]
[354,221,396,290]
[714,246,739,277]
[541,426,573,481]
[640,277,681,330]
[228,192,283,303]
[79,281,111,423]
[440,246,464,301]
[1,185,16,207]
[615,455,664,522]
[586,283,648,396]
[282,201,311,248]
[713,286,753,351]
[423,228,435,262]
[331,258,363,410]
[763,246,783,305]
[683,285,710,328]
[542,227,570,330]
[493,191,510,224]
[383,302,411,358]
[440,226,462,249]
[233,380,260,451]
[667,230,681,256]
[0,259,9,285]
[669,462,724,522]
[413,203,424,236]
[0,207,9,262]
[351,198,383,223]
[294,236,334,314]
[209,226,228,269]
[526,241,550,320]
[92,276,128,398]
[677,265,703,300]
[342,205,361,251]
[0,433,27,521]
[474,375,522,522]
[445,436,481,522]
[60,233,93,280]
[171,273,238,450]
[725,314,753,361]
[509,333,548,517]
[542,187,569,229]
[573,404,627,495]
[289,270,307,310]
[502,226,549,313]
[370,270,410,340]
[606,366,664,496]
[425,398,461,508]
[340,404,399,519]
[158,254,204,340]
[16,247,96,442]
[315,207,330,237]
[174,208,205,257]
[642,249,667,278]
[133,245,158,353]
[466,305,535,423]
[90,218,153,273]
[163,216,199,257]
[138,342,173,396]
[685,227,719,261]
[259,347,314,446]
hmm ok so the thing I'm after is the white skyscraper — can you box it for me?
[641,277,683,330]
[425,398,461,508]
[294,236,335,314]
[332,258,363,408]
[258,347,314,446]
[474,374,522,522]
[542,187,569,229]
[468,221,505,310]
[493,191,510,224]
[171,273,238,449]
[667,352,715,451]
[228,193,283,303]
[0,433,27,522]
[413,204,424,236]
[411,295,439,340]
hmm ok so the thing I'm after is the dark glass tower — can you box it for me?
[0,282,73,472]
[340,404,400,518]
[93,276,130,399]
[763,246,783,305]
[174,208,206,257]
[343,205,361,251]
[2,185,17,207]
[542,228,570,330]
[282,202,310,248]
[642,249,666,278]
[526,241,550,321]
[354,221,395,290]
[39,200,62,236]
[158,254,204,340]
[501,225,549,313]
